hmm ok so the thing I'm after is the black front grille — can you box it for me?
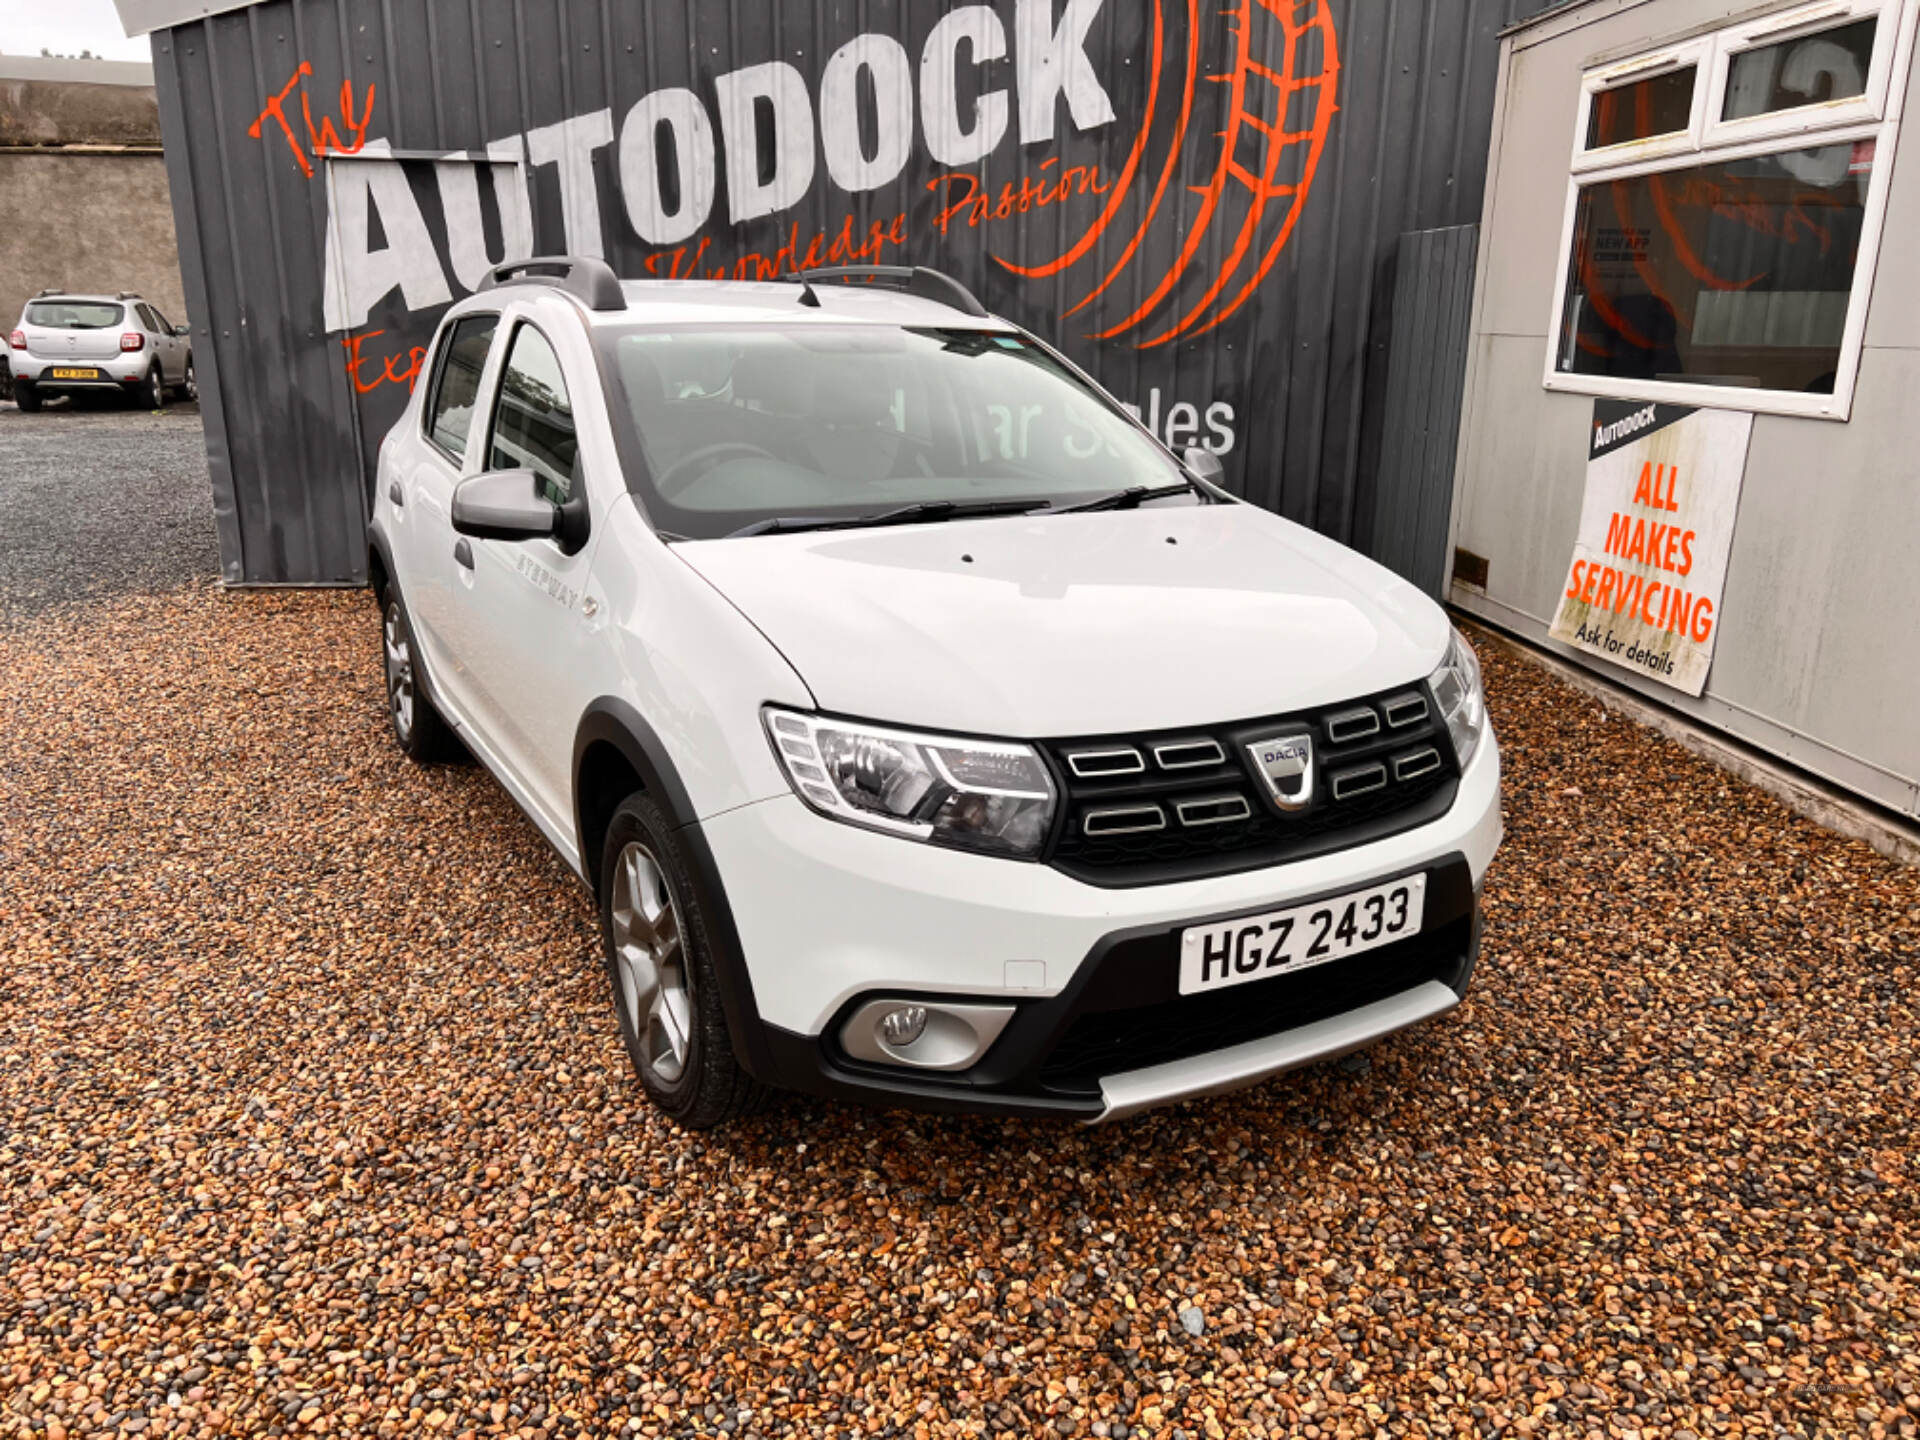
[1038,917,1469,1092]
[1041,685,1459,885]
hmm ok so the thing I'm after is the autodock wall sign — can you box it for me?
[286,0,1339,477]
[1549,399,1753,697]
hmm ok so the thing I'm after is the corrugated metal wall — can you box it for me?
[148,0,1554,585]
[1369,223,1479,598]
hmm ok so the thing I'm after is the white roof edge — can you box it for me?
[113,0,269,38]
[0,55,155,85]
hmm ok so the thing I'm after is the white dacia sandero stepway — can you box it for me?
[368,256,1501,1129]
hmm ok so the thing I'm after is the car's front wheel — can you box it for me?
[599,792,767,1129]
[177,356,196,401]
[379,586,456,762]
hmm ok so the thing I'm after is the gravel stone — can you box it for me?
[1,426,1916,1437]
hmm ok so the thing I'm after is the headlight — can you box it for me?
[1427,628,1487,769]
[764,708,1057,859]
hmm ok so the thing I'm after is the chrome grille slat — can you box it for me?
[1081,804,1166,837]
[1152,738,1226,771]
[1383,694,1429,728]
[1324,706,1381,744]
[1393,746,1443,782]
[1174,795,1252,828]
[1329,762,1389,801]
[1066,747,1145,778]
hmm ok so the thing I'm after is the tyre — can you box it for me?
[379,585,457,762]
[143,364,167,410]
[599,792,768,1129]
[178,355,197,402]
[14,380,40,413]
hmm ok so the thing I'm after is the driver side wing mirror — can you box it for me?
[452,469,590,553]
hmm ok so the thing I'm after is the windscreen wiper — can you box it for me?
[725,498,1047,539]
[1050,482,1200,514]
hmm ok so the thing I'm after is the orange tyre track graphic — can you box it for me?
[992,0,1339,347]
[1059,0,1202,321]
[1124,0,1338,347]
[995,0,1166,280]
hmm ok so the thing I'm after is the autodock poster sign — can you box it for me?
[1550,400,1753,696]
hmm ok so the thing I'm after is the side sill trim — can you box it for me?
[1092,979,1460,1123]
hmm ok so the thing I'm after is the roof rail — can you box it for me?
[477,255,626,312]
[792,265,989,319]
[117,291,140,300]
[35,288,62,297]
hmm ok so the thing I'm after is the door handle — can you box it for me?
[388,480,403,508]
[453,538,474,570]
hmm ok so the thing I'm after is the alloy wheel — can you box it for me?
[184,361,197,401]
[609,841,692,1085]
[383,601,414,741]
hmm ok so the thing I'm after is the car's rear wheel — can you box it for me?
[599,792,767,1129]
[14,380,40,413]
[380,586,456,762]
[143,364,166,410]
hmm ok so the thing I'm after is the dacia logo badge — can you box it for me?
[1248,733,1314,812]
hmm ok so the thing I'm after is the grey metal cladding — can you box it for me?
[146,0,1557,585]
[1368,222,1482,598]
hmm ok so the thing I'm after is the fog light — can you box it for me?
[878,1005,928,1048]
[839,999,1018,1071]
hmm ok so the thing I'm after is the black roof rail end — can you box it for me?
[791,265,988,319]
[478,255,626,312]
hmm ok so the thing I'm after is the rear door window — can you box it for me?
[424,314,498,463]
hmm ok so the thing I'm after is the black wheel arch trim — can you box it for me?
[572,697,776,1081]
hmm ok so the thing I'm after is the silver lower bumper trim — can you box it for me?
[1092,980,1460,1123]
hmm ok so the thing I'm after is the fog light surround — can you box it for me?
[839,998,1017,1072]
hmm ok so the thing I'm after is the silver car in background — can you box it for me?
[8,292,195,412]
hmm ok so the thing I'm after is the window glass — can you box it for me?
[135,303,160,331]
[1587,66,1697,148]
[25,301,123,330]
[489,326,579,505]
[599,326,1187,539]
[426,315,497,461]
[1723,18,1876,120]
[1555,141,1873,393]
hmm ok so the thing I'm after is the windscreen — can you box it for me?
[25,302,125,330]
[597,325,1187,538]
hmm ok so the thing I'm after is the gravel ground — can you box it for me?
[0,401,218,618]
[1,437,1916,1437]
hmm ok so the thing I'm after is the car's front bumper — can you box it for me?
[697,734,1501,1120]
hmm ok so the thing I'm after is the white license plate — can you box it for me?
[1178,874,1427,996]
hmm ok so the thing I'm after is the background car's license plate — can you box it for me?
[1179,874,1427,995]
[51,367,100,380]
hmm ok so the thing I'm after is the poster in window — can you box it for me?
[1549,399,1753,696]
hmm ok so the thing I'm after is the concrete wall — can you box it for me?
[0,60,186,363]
[1447,0,1920,819]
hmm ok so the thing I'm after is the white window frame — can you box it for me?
[1572,37,1714,171]
[1706,0,1898,143]
[1543,0,1920,420]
